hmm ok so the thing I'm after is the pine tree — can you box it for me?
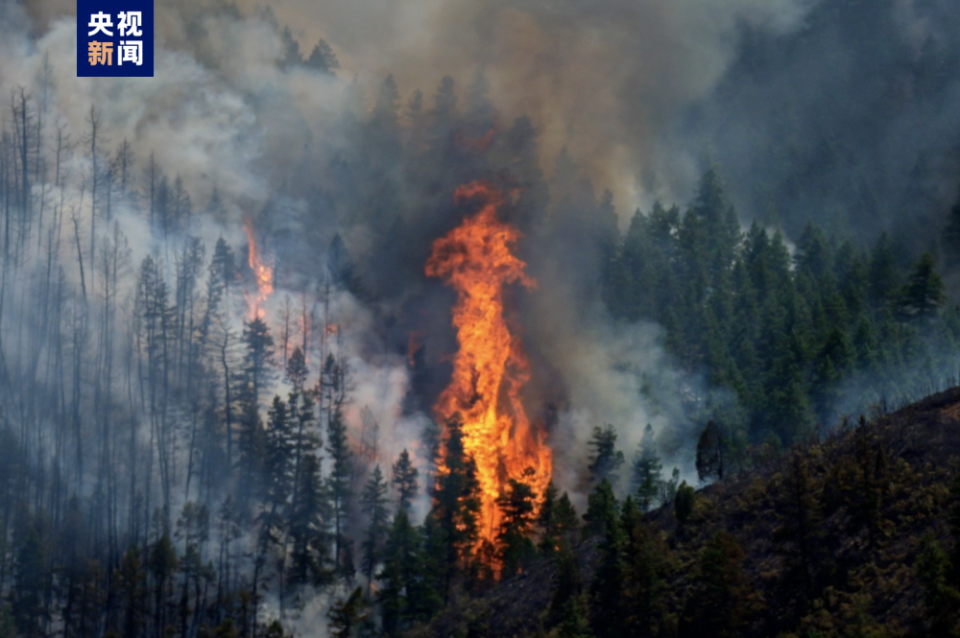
[263,396,294,510]
[917,530,959,637]
[674,482,696,526]
[413,515,447,620]
[287,367,318,532]
[633,424,663,512]
[868,232,900,310]
[555,492,581,538]
[622,519,670,638]
[237,318,275,506]
[360,466,390,592]
[327,403,354,577]
[429,414,481,594]
[696,421,726,483]
[496,476,537,577]
[898,251,944,321]
[305,40,339,74]
[583,479,618,539]
[537,482,559,555]
[660,467,681,506]
[288,454,331,587]
[587,425,625,485]
[679,531,751,638]
[327,587,366,638]
[589,494,626,638]
[391,449,419,512]
[378,509,422,635]
[149,529,178,638]
[118,547,147,638]
[779,452,823,618]
[548,543,589,634]
[241,317,275,406]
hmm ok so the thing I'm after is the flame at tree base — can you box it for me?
[426,181,552,544]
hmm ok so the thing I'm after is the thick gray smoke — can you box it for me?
[4,0,958,503]
[17,0,822,211]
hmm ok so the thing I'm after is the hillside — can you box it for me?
[409,386,960,638]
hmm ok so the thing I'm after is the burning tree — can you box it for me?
[426,180,552,544]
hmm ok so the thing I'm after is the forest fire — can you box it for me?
[426,181,552,543]
[244,219,274,319]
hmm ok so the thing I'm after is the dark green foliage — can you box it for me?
[679,531,752,638]
[589,497,625,638]
[428,414,482,594]
[587,425,624,485]
[360,466,390,591]
[898,252,945,321]
[777,452,824,617]
[554,492,581,537]
[287,453,331,587]
[557,596,595,638]
[327,398,354,577]
[496,477,537,577]
[539,485,581,556]
[149,528,178,637]
[118,547,147,638]
[327,587,367,638]
[378,509,426,635]
[633,424,663,512]
[660,467,681,506]
[548,545,583,629]
[674,482,696,526]
[602,168,960,448]
[391,449,419,512]
[583,479,618,539]
[236,318,275,506]
[916,531,959,637]
[622,518,671,638]
[263,396,294,509]
[695,420,726,483]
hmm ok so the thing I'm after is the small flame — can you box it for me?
[244,219,274,320]
[456,121,498,153]
[426,180,552,545]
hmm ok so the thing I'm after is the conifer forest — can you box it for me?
[0,0,959,636]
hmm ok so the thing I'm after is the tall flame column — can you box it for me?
[426,181,552,542]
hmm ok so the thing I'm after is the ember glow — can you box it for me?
[426,181,553,542]
[244,219,274,319]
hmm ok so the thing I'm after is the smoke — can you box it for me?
[225,0,823,213]
[15,0,960,237]
[4,0,950,495]
[16,0,824,215]
[678,0,960,245]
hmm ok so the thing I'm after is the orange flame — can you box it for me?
[244,219,274,320]
[455,121,498,153]
[425,180,552,543]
